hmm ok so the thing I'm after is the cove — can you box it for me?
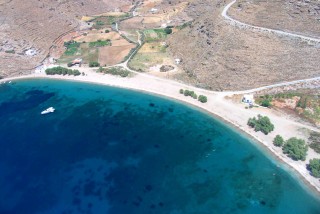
[0,78,319,214]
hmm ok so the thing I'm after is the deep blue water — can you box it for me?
[0,79,319,214]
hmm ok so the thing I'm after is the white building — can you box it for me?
[242,94,254,104]
[175,58,181,64]
[25,48,37,56]
[150,8,158,13]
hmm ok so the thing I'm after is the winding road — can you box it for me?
[222,0,320,45]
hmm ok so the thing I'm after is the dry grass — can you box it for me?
[75,31,120,43]
[99,44,136,65]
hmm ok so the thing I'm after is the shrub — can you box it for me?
[89,62,100,67]
[164,28,172,34]
[273,135,284,147]
[105,29,110,33]
[67,62,73,67]
[247,114,274,135]
[261,99,272,107]
[183,90,195,97]
[198,95,207,103]
[5,50,15,54]
[282,137,308,161]
[192,93,198,99]
[309,132,320,154]
[179,89,184,94]
[308,159,320,178]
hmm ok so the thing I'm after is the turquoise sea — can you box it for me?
[0,78,319,214]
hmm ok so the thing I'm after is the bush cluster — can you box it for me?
[89,62,100,67]
[98,67,130,77]
[179,89,207,103]
[282,137,308,161]
[45,66,81,76]
[247,114,274,135]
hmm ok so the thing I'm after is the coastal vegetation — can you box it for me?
[309,132,320,154]
[45,66,81,76]
[273,135,284,147]
[179,89,208,103]
[198,95,208,103]
[97,66,131,77]
[255,90,320,125]
[308,159,320,178]
[282,137,308,161]
[247,115,274,135]
[89,62,100,67]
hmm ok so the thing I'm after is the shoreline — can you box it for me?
[2,70,320,198]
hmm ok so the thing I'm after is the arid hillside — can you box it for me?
[228,0,320,38]
[0,0,133,77]
[168,0,320,91]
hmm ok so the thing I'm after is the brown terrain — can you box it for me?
[0,0,133,77]
[228,0,320,38]
[167,0,320,90]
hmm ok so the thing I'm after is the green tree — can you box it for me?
[308,159,320,178]
[273,135,284,147]
[179,89,184,94]
[282,137,308,161]
[247,114,274,135]
[198,95,207,103]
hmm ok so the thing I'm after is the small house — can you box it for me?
[72,58,82,65]
[25,48,37,56]
[242,94,254,104]
[150,8,158,13]
[175,58,181,64]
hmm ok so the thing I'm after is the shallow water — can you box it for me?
[0,79,319,214]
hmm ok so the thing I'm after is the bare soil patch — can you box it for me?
[99,44,135,66]
[75,31,120,43]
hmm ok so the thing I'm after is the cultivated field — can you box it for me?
[99,44,136,66]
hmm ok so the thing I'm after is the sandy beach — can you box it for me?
[2,68,320,196]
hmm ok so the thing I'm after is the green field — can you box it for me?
[91,14,129,30]
[58,42,99,64]
[143,29,168,42]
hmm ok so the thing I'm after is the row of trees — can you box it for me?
[45,66,82,76]
[97,66,130,77]
[273,135,320,178]
[273,135,308,161]
[179,89,207,103]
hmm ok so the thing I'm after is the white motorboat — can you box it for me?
[41,107,55,114]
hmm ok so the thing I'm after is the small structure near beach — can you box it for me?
[242,94,254,104]
[68,58,83,67]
